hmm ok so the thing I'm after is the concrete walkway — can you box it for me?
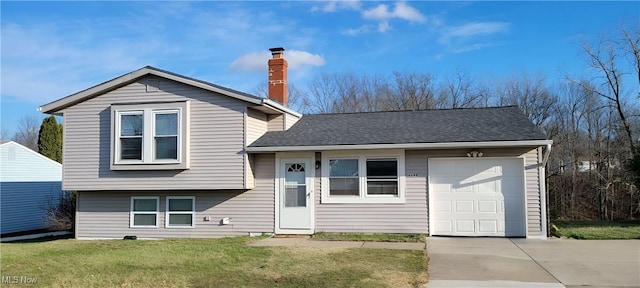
[248,236,426,250]
[426,237,640,288]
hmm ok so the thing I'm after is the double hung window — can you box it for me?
[111,102,188,170]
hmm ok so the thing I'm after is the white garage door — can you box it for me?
[429,158,525,237]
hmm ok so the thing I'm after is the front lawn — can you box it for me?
[551,220,640,240]
[312,232,425,242]
[1,237,427,287]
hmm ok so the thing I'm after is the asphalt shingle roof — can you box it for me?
[249,106,547,148]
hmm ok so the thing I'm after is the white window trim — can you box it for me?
[111,101,189,170]
[130,196,159,228]
[321,149,405,204]
[165,196,195,228]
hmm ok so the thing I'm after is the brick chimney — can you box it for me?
[268,47,288,105]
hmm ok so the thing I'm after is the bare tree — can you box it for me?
[384,71,436,111]
[578,24,639,154]
[437,68,483,109]
[13,115,41,150]
[493,72,558,129]
[0,126,10,142]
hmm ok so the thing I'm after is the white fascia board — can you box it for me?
[246,140,553,152]
[261,99,303,118]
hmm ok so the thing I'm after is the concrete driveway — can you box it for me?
[426,237,640,288]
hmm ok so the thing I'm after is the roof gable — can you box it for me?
[0,141,62,182]
[38,66,300,115]
[249,106,549,149]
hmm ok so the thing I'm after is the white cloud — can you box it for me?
[230,50,325,72]
[312,0,361,12]
[451,43,497,54]
[390,1,426,22]
[439,22,510,43]
[361,1,426,32]
[341,25,373,36]
[362,2,426,22]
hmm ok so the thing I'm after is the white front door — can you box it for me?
[278,158,313,233]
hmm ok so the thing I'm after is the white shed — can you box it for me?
[0,141,63,235]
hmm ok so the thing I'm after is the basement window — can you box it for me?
[166,196,195,228]
[130,197,159,228]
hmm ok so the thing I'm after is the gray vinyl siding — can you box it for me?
[313,147,543,235]
[245,109,268,189]
[61,76,248,191]
[314,150,429,233]
[527,148,543,236]
[0,182,63,234]
[267,114,284,131]
[246,108,268,145]
[76,154,276,239]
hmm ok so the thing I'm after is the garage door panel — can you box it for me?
[454,161,475,175]
[502,176,522,186]
[453,182,474,193]
[431,182,452,193]
[455,220,475,233]
[476,179,500,194]
[455,200,474,212]
[477,200,497,213]
[478,220,498,233]
[434,220,453,233]
[433,200,452,212]
[430,158,525,237]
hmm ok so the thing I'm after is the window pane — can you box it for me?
[155,113,178,136]
[121,114,143,136]
[367,181,398,195]
[168,198,193,212]
[285,186,306,207]
[367,160,397,178]
[121,138,142,160]
[330,159,358,177]
[169,214,193,226]
[133,214,156,226]
[155,137,178,159]
[133,199,157,212]
[329,178,359,196]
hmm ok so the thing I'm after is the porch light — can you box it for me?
[466,150,483,158]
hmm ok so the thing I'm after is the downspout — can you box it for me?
[542,142,552,238]
[542,143,552,166]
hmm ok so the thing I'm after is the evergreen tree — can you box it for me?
[38,115,63,163]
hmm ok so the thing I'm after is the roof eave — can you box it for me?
[246,139,553,152]
[261,99,303,117]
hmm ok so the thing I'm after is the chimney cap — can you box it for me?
[269,47,285,54]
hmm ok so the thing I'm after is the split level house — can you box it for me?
[40,48,552,239]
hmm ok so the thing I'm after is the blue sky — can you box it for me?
[1,1,638,136]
